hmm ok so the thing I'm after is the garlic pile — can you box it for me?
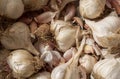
[7,50,43,79]
[50,20,82,52]
[85,11,120,48]
[1,0,120,79]
[91,58,120,79]
[79,0,106,19]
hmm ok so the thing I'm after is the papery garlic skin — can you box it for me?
[85,12,120,48]
[92,58,120,79]
[29,71,51,79]
[51,20,81,52]
[7,50,35,78]
[79,0,106,19]
[79,55,97,73]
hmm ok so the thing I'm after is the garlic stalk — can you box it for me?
[0,22,40,55]
[91,58,120,79]
[29,71,51,79]
[50,20,82,52]
[79,0,106,19]
[85,11,120,48]
[7,50,43,79]
[51,36,86,79]
[79,55,97,74]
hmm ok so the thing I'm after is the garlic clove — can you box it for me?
[7,50,36,78]
[84,45,94,54]
[63,47,77,62]
[0,22,40,56]
[79,0,106,19]
[79,55,97,74]
[64,3,76,21]
[41,50,61,67]
[35,11,57,24]
[29,71,51,79]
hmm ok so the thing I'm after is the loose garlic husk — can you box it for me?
[79,55,97,74]
[91,58,120,79]
[79,0,106,19]
[50,20,82,52]
[29,71,51,79]
[7,50,42,78]
[85,11,120,48]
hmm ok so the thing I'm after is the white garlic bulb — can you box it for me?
[29,71,51,79]
[51,20,81,52]
[85,12,120,48]
[92,58,120,79]
[0,0,24,19]
[79,0,106,19]
[7,50,36,78]
[79,55,97,73]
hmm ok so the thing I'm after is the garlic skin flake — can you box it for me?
[79,0,106,19]
[85,12,120,48]
[29,71,51,79]
[51,20,81,52]
[79,55,97,74]
[7,50,36,78]
[92,58,120,79]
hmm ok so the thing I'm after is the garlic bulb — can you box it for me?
[85,12,120,48]
[0,22,40,55]
[50,20,81,52]
[92,58,120,79]
[79,55,97,73]
[51,37,86,79]
[7,50,36,78]
[0,0,24,19]
[79,0,106,19]
[29,71,51,79]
